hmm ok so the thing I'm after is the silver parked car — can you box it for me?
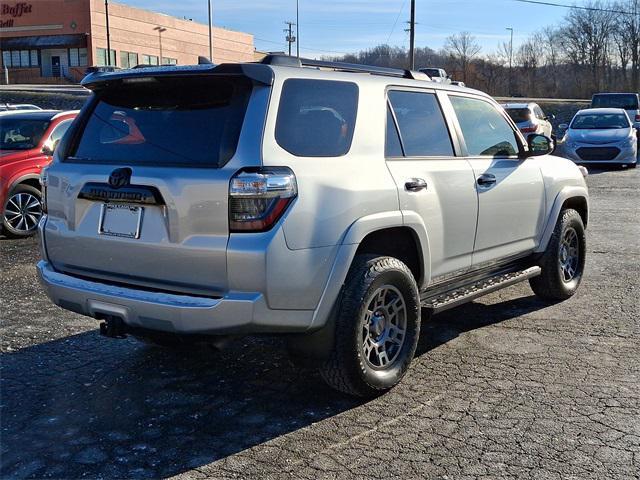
[38,56,589,396]
[557,108,638,168]
[502,102,554,139]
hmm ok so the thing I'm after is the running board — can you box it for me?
[421,266,541,314]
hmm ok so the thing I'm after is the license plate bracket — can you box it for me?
[98,203,144,239]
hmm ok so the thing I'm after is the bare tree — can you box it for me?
[615,0,640,90]
[444,32,481,83]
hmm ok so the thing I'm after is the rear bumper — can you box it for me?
[37,260,314,335]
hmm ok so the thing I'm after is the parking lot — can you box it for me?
[1,166,639,479]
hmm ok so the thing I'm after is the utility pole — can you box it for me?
[506,27,514,96]
[284,21,296,56]
[208,0,213,61]
[296,0,300,58]
[105,0,111,65]
[408,0,416,70]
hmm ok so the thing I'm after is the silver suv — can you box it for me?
[38,56,589,396]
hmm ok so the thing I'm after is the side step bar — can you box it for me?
[421,266,541,314]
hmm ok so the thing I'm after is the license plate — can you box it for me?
[99,203,143,239]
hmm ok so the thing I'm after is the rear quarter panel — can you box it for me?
[261,70,399,251]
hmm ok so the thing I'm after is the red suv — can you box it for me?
[1,110,77,237]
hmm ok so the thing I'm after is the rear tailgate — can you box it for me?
[43,72,268,296]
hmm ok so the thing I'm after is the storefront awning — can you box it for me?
[1,34,87,49]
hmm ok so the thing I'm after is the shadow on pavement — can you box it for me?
[1,294,549,479]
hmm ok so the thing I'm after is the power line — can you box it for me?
[512,0,637,15]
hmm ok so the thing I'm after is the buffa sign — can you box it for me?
[1,2,33,28]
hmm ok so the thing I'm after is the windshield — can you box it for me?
[592,94,639,110]
[505,108,531,123]
[571,113,629,130]
[0,118,50,150]
[70,76,252,167]
[422,68,441,77]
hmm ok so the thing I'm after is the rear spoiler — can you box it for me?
[80,62,275,90]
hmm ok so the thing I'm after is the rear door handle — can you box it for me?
[477,174,496,186]
[405,178,428,192]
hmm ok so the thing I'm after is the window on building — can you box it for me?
[78,48,88,67]
[2,50,39,68]
[141,54,159,66]
[69,48,79,67]
[120,51,139,69]
[162,57,177,65]
[96,48,116,67]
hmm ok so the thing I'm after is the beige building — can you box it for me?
[0,0,257,84]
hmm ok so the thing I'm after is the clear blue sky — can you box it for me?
[119,0,579,58]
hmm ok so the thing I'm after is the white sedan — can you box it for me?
[557,108,637,168]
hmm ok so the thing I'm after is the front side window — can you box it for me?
[70,76,252,167]
[450,95,520,157]
[275,79,358,157]
[387,90,454,157]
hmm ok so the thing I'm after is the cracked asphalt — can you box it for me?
[1,167,639,479]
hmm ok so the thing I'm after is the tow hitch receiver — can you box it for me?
[99,315,128,339]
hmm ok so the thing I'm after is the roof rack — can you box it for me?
[260,54,430,81]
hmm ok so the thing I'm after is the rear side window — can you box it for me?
[450,95,519,157]
[592,94,639,110]
[505,108,531,123]
[275,79,358,157]
[387,90,454,157]
[70,76,252,167]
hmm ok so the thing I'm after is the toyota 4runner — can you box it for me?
[38,56,589,397]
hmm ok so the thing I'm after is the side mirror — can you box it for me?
[527,134,553,156]
[41,138,60,156]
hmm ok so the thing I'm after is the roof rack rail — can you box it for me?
[260,54,430,81]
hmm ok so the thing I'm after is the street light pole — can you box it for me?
[506,27,514,96]
[105,0,111,66]
[154,27,167,63]
[296,0,299,58]
[208,0,213,61]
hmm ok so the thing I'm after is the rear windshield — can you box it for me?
[0,118,50,150]
[504,108,531,123]
[592,94,639,110]
[571,113,630,130]
[69,76,252,167]
[275,79,358,157]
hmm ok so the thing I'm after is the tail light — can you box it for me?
[229,167,297,232]
[520,126,537,134]
[635,114,640,122]
[39,166,49,214]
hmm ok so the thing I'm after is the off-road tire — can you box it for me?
[2,184,42,238]
[530,208,585,301]
[319,255,421,397]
